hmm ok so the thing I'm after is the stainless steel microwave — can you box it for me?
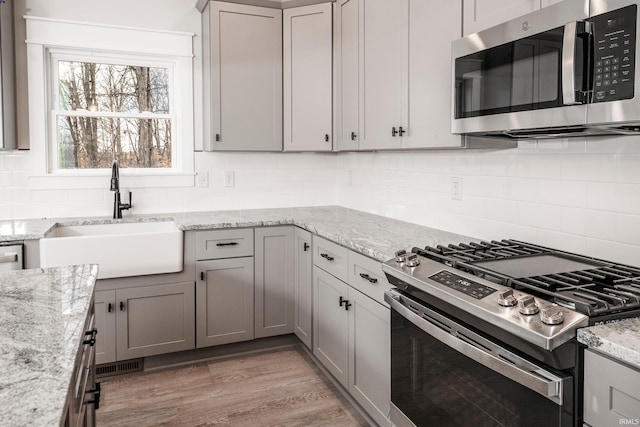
[452,0,640,139]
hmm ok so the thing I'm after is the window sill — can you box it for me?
[29,171,195,189]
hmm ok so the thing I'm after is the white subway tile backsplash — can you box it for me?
[0,171,11,187]
[516,155,563,179]
[538,179,587,208]
[560,154,615,182]
[585,238,640,267]
[615,155,640,183]
[2,139,640,266]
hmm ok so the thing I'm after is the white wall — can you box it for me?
[0,0,339,219]
[2,0,640,267]
[337,138,640,266]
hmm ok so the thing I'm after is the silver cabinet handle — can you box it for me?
[385,290,567,405]
[0,253,18,264]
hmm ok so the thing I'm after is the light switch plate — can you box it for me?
[197,171,209,188]
[224,171,235,188]
[451,177,462,200]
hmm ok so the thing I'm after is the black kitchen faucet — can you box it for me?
[110,160,132,219]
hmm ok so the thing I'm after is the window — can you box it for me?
[53,55,174,170]
[26,16,195,188]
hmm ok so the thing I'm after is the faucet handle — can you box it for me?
[124,191,133,209]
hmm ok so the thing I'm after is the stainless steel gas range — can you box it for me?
[383,240,640,427]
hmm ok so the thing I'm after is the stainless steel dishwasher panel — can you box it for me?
[0,244,24,271]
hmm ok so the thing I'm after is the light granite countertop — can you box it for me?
[0,206,474,261]
[578,318,640,370]
[0,264,99,427]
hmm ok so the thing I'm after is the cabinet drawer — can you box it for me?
[196,229,254,260]
[348,252,392,307]
[584,349,640,427]
[313,236,349,282]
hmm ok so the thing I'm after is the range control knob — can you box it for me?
[497,289,517,307]
[405,254,420,268]
[395,250,407,263]
[540,306,565,325]
[517,295,539,315]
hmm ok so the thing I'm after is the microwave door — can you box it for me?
[587,2,640,128]
[451,0,589,136]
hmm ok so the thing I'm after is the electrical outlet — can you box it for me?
[197,171,209,188]
[224,171,235,188]
[451,177,462,200]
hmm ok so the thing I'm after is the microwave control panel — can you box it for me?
[590,5,636,102]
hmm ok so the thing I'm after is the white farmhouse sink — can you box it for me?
[40,221,183,279]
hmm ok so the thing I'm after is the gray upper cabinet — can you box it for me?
[335,0,464,151]
[462,0,563,36]
[0,0,17,150]
[283,3,333,152]
[335,0,360,151]
[202,1,283,151]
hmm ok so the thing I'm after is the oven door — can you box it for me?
[386,290,573,427]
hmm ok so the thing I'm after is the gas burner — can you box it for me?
[415,239,640,320]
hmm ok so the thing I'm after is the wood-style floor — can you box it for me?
[96,345,369,427]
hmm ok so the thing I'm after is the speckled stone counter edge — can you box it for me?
[577,317,640,370]
[0,206,474,262]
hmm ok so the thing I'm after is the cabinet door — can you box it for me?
[283,3,333,152]
[584,350,640,427]
[403,0,463,149]
[294,228,313,348]
[94,290,116,364]
[335,0,360,151]
[196,258,254,347]
[254,226,294,338]
[358,0,408,150]
[313,266,350,387]
[463,0,540,36]
[348,289,391,427]
[116,282,195,360]
[206,2,282,151]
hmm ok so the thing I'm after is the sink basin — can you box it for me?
[40,221,183,279]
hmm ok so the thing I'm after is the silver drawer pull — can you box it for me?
[0,253,18,264]
[320,253,334,262]
[359,273,378,284]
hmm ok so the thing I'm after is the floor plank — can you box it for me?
[96,346,369,427]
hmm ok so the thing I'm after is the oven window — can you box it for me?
[391,309,573,427]
[454,27,566,119]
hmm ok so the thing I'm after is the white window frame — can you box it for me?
[25,16,195,189]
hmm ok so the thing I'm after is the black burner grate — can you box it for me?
[415,239,640,317]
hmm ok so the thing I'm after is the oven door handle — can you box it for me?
[386,290,566,405]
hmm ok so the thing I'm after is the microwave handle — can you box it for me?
[562,21,594,105]
[562,21,580,105]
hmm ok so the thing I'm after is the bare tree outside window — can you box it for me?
[56,60,172,169]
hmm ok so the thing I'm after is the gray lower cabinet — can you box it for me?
[313,266,350,385]
[64,299,97,427]
[584,349,640,427]
[348,287,390,426]
[294,228,313,349]
[94,290,116,364]
[94,282,195,363]
[313,264,391,427]
[196,257,254,347]
[254,226,295,338]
